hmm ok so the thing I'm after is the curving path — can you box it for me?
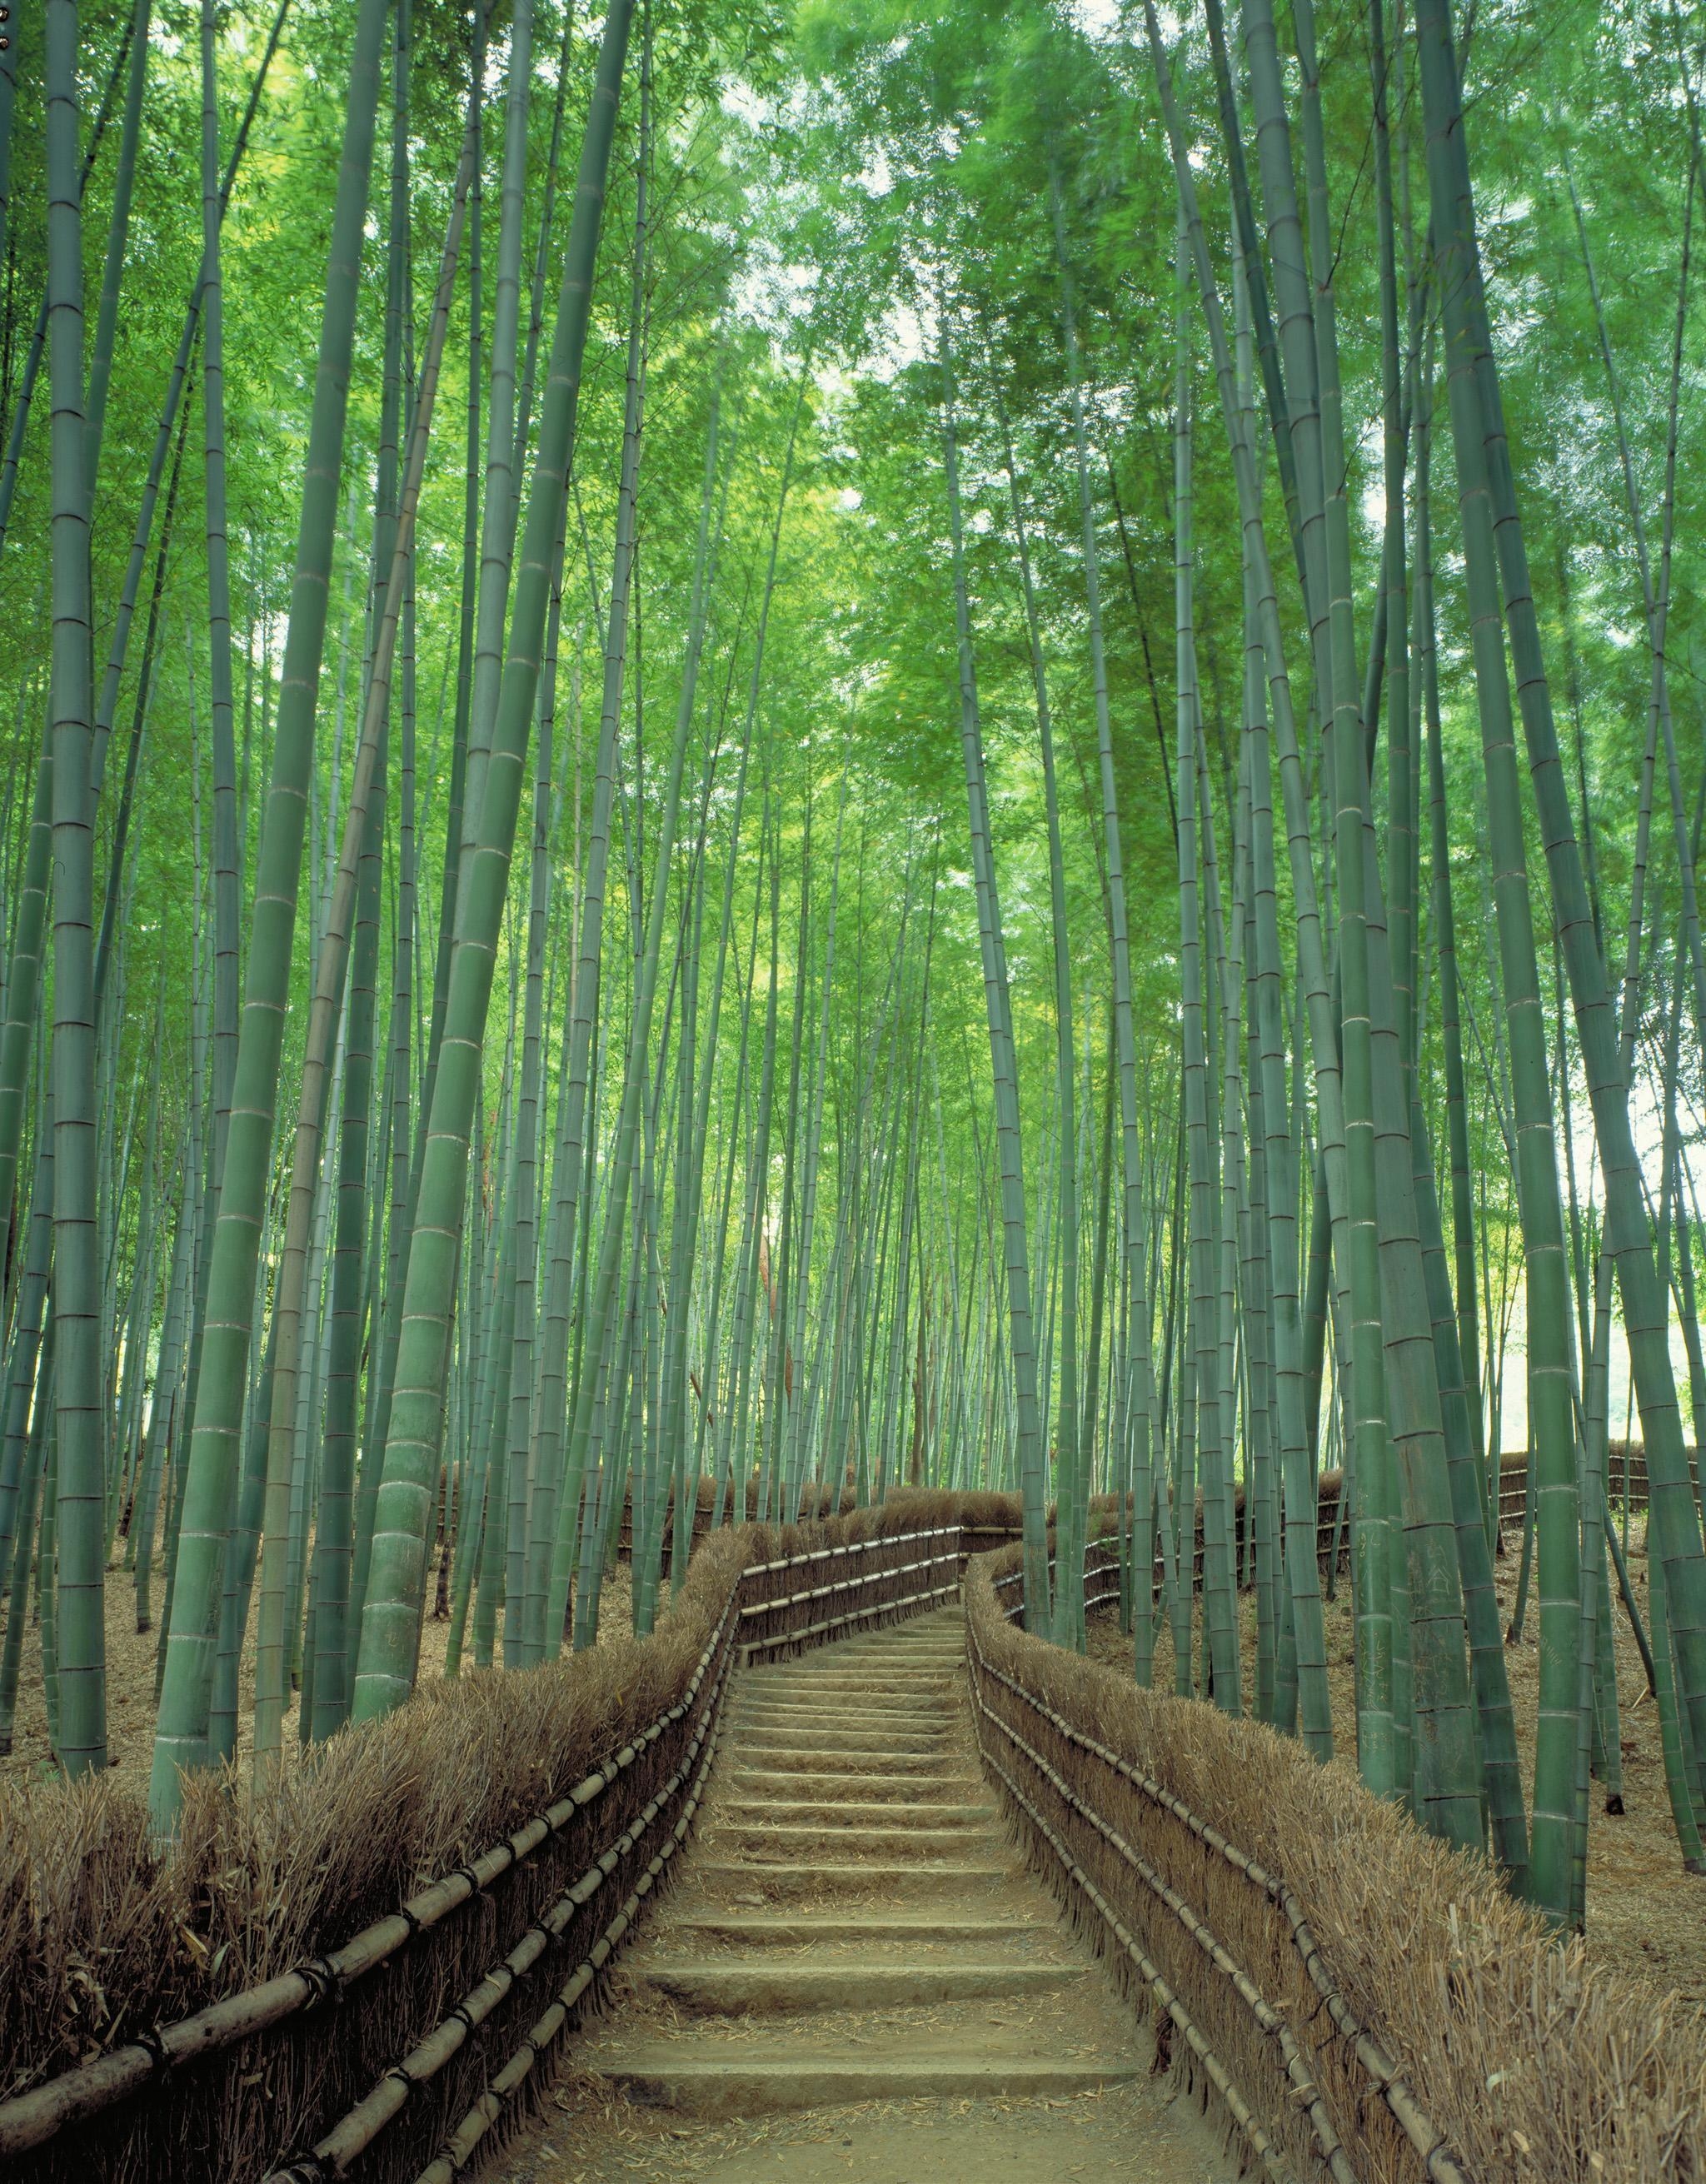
[493,1607,1229,2184]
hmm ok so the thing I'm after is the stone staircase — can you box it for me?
[575,1605,1146,2110]
[497,1606,1225,2182]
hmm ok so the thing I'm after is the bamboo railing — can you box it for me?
[968,1542,1465,2184]
[7,1485,1688,2184]
[0,1510,1000,2184]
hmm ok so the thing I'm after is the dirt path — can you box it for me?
[491,1606,1229,2184]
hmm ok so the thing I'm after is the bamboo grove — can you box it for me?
[0,0,1703,1940]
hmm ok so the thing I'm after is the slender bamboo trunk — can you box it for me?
[356,0,637,1717]
[1415,0,1706,1808]
[936,286,1049,1628]
[46,0,107,1778]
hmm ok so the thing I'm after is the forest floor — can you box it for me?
[0,1546,633,1797]
[1086,1509,1706,2002]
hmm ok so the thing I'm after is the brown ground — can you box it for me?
[0,1547,634,1796]
[1086,1512,1706,2001]
[501,2081,1225,2184]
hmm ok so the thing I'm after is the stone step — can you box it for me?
[588,2048,1144,2117]
[841,1645,963,1658]
[726,1768,987,1803]
[731,1700,959,1730]
[668,1912,1057,1947]
[836,1642,962,1657]
[743,1678,958,1702]
[708,1819,1000,1859]
[846,1627,962,1639]
[824,1653,962,1671]
[633,1958,1085,2015]
[738,1683,959,1708]
[732,1697,955,1720]
[758,1649,957,1666]
[729,1724,955,1758]
[719,1797,996,1829]
[691,1859,1011,1901]
[722,1743,961,1775]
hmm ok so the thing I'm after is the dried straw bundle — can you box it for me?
[0,1497,1002,2184]
[965,1546,1705,2184]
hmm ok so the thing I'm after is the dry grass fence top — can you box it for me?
[0,1489,1019,2182]
[6,1489,1701,2182]
[965,1542,1706,2184]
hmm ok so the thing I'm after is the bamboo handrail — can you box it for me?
[0,1516,985,2171]
[963,1590,1468,2184]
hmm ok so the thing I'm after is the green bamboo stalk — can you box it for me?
[311,0,414,1737]
[985,249,1078,1648]
[1413,0,1624,1910]
[701,850,763,1530]
[355,0,487,1648]
[0,1318,51,1758]
[655,372,727,1568]
[251,117,474,1776]
[87,0,290,808]
[758,798,811,1528]
[1172,277,1237,1715]
[0,1084,52,1594]
[458,0,536,898]
[558,331,707,1614]
[701,367,811,1530]
[1250,0,1400,1792]
[354,0,637,1719]
[0,0,15,300]
[1414,0,1706,1803]
[533,141,656,1658]
[83,0,150,508]
[784,782,846,1524]
[499,637,553,1665]
[93,366,193,1055]
[1145,2,1381,1769]
[1230,223,1333,1753]
[1236,795,1281,1724]
[1408,322,1529,1883]
[936,285,1049,1628]
[207,1303,277,1766]
[134,1126,192,1633]
[0,721,48,1298]
[109,1030,162,1559]
[148,0,398,1831]
[46,0,107,1779]
[0,11,135,560]
[1299,0,1476,1832]
[199,0,240,1275]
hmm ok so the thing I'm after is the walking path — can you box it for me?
[495,1607,1228,2184]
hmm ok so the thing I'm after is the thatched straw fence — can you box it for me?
[7,1490,1702,2182]
[0,1491,1021,2184]
[967,1537,1706,2184]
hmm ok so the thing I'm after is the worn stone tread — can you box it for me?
[491,1601,1228,2184]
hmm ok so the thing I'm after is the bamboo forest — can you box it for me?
[0,0,1704,2177]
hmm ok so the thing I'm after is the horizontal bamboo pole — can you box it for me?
[0,1587,739,2157]
[963,1601,1467,2184]
[267,1625,740,2182]
[738,1545,960,1622]
[977,1733,1290,2184]
[0,1513,983,2169]
[978,1677,1356,2184]
[741,1574,960,1659]
[409,1680,731,2182]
